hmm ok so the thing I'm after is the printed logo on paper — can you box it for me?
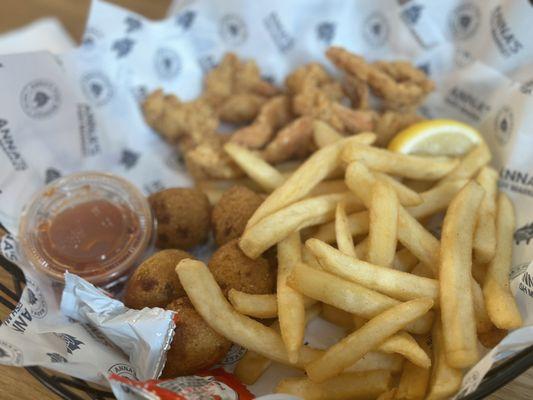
[514,224,533,245]
[362,12,389,47]
[54,333,85,354]
[454,48,474,68]
[81,27,104,52]
[444,86,491,122]
[124,16,142,33]
[220,14,248,46]
[25,277,47,319]
[518,270,533,297]
[165,152,186,171]
[0,119,28,171]
[490,6,523,57]
[112,38,135,58]
[264,12,294,53]
[77,103,100,156]
[176,10,196,30]
[81,71,114,106]
[510,262,530,280]
[221,344,246,365]
[0,341,23,366]
[449,2,480,40]
[401,4,423,26]
[520,79,533,96]
[494,106,514,146]
[499,167,533,198]
[143,180,165,194]
[1,233,19,263]
[20,79,61,119]
[417,62,431,76]
[154,48,182,80]
[120,148,140,169]
[157,375,238,400]
[47,353,68,363]
[45,168,61,184]
[198,55,217,74]
[131,85,148,102]
[316,22,336,44]
[108,363,137,379]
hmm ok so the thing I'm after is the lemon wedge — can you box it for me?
[388,119,484,157]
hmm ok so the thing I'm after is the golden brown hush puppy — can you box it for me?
[149,188,211,250]
[211,186,263,246]
[162,297,232,377]
[123,249,192,309]
[208,239,275,296]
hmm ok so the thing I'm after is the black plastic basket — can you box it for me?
[0,242,531,399]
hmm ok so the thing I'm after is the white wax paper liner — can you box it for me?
[1,0,533,398]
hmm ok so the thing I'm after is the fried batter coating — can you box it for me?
[374,111,425,146]
[343,74,369,109]
[212,186,264,246]
[208,239,275,296]
[262,116,316,164]
[327,46,435,111]
[149,188,211,250]
[230,96,292,149]
[123,249,193,309]
[203,53,278,123]
[185,141,242,180]
[331,103,376,134]
[162,297,232,377]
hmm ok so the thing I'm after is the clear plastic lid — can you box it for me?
[18,172,153,287]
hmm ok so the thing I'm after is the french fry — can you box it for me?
[313,211,369,243]
[471,278,493,334]
[374,172,423,207]
[276,370,391,400]
[426,319,463,400]
[234,304,322,384]
[478,327,508,349]
[377,388,398,400]
[335,202,357,257]
[404,178,435,192]
[305,298,433,382]
[302,245,323,269]
[287,262,434,334]
[473,167,498,264]
[240,192,362,258]
[411,262,434,279]
[392,248,418,272]
[309,180,347,196]
[224,142,285,192]
[368,180,399,267]
[345,162,441,269]
[228,289,316,319]
[321,304,354,330]
[439,144,491,184]
[483,193,523,329]
[228,290,278,318]
[343,144,459,180]
[407,179,468,219]
[176,259,318,367]
[247,136,367,228]
[353,237,368,260]
[439,181,485,368]
[396,336,431,400]
[313,120,344,147]
[472,262,487,284]
[306,239,439,302]
[379,331,431,369]
[277,232,306,363]
[352,314,367,330]
[347,352,403,373]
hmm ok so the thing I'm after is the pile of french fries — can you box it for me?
[175,121,523,400]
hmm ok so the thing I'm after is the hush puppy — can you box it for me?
[208,239,275,296]
[211,186,263,246]
[149,188,211,250]
[162,297,232,377]
[124,249,192,309]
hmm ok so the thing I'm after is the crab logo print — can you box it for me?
[520,79,533,96]
[20,79,61,119]
[155,48,182,80]
[449,2,480,40]
[0,341,23,365]
[55,333,85,354]
[45,168,61,184]
[316,22,336,44]
[25,278,47,319]
[124,16,142,33]
[220,14,248,46]
[176,10,196,30]
[494,106,514,146]
[514,223,533,245]
[47,353,68,363]
[120,149,140,169]
[81,71,114,107]
[417,63,431,76]
[362,12,389,47]
[112,38,135,58]
[401,4,423,26]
